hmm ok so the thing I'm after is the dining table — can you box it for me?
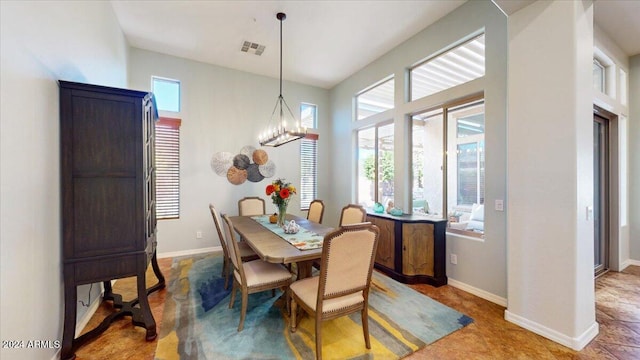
[228,213,334,279]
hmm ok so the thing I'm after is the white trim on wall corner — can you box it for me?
[505,310,599,351]
[447,278,507,307]
[157,246,221,259]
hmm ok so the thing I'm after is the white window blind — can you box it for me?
[300,103,318,210]
[155,117,181,219]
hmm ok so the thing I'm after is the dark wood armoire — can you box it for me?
[59,81,165,360]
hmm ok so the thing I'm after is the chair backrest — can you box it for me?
[339,204,367,226]
[307,200,325,224]
[221,214,245,281]
[317,223,379,305]
[209,204,230,259]
[238,196,266,216]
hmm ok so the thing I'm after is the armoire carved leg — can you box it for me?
[61,276,77,360]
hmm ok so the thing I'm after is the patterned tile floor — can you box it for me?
[74,260,639,360]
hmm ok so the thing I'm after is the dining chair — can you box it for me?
[306,199,325,224]
[238,196,266,216]
[339,203,367,226]
[289,223,380,360]
[209,204,259,290]
[221,214,293,332]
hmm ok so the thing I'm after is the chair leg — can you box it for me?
[229,281,237,309]
[290,298,297,333]
[362,307,371,349]
[223,258,230,290]
[238,290,248,332]
[315,314,322,360]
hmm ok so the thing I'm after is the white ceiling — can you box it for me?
[110,0,639,90]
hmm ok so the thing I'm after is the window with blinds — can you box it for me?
[155,117,181,219]
[300,103,318,210]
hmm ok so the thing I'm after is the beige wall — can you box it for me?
[0,1,128,359]
[128,49,329,255]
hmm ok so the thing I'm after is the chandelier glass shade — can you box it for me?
[259,12,307,147]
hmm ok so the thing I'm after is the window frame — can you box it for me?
[151,76,181,113]
[355,76,395,121]
[409,95,485,239]
[356,120,394,207]
[409,33,485,102]
[300,103,318,210]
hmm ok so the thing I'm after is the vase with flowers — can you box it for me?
[265,178,297,227]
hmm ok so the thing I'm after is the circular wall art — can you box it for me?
[212,145,276,185]
[246,163,265,182]
[233,154,251,170]
[252,149,268,165]
[240,145,256,158]
[211,151,234,176]
[227,166,248,185]
[258,160,276,178]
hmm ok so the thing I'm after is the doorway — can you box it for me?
[593,112,609,277]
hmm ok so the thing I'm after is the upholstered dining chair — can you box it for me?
[209,204,259,289]
[238,196,266,216]
[289,223,380,360]
[306,199,325,224]
[221,214,293,332]
[339,203,367,226]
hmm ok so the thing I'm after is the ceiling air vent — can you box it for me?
[241,41,265,56]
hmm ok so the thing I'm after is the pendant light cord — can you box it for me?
[279,13,283,97]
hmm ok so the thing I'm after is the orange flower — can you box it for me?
[266,184,275,196]
[279,188,290,199]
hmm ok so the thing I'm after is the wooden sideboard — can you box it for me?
[367,212,448,287]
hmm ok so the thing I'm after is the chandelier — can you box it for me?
[259,12,307,147]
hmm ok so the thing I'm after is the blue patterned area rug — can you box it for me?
[154,253,472,360]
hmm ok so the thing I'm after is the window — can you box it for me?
[152,76,180,112]
[355,77,394,120]
[357,122,394,207]
[410,97,484,237]
[411,109,444,217]
[411,34,485,101]
[300,103,318,210]
[152,76,182,219]
[155,117,181,219]
[593,59,605,93]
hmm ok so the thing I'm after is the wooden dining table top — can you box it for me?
[228,214,334,265]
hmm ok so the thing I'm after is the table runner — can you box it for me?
[250,215,324,250]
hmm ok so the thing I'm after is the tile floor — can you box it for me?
[73,259,639,360]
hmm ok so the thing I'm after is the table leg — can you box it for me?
[296,260,314,279]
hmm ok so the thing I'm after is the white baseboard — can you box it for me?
[157,246,221,259]
[75,287,104,337]
[621,259,640,270]
[447,278,507,307]
[505,310,599,350]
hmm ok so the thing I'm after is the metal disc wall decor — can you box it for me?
[211,151,234,176]
[252,149,268,165]
[258,160,276,178]
[233,154,251,169]
[246,163,264,182]
[227,166,247,185]
[212,145,276,185]
[240,145,256,158]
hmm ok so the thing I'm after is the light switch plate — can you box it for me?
[495,199,504,211]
